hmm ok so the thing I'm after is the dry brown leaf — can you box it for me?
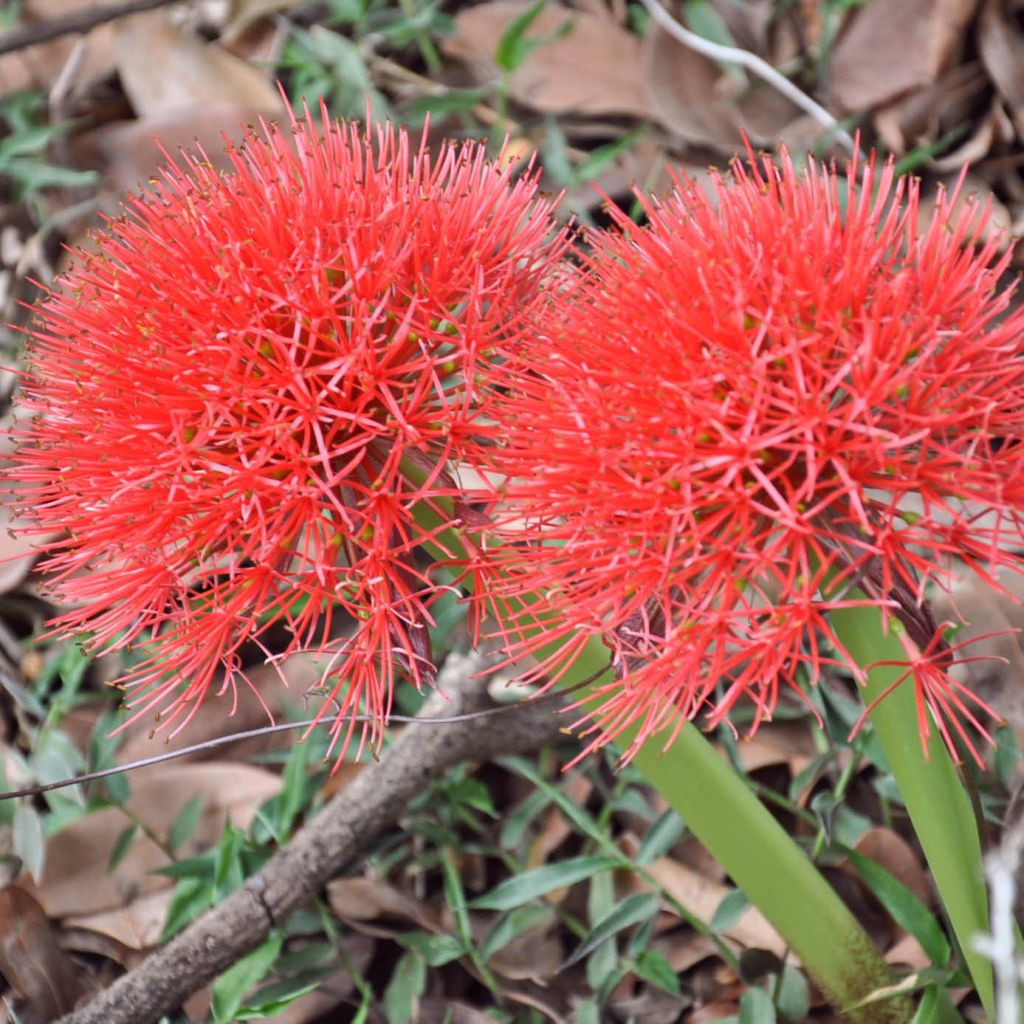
[978,0,1024,138]
[87,103,276,196]
[916,171,1012,248]
[37,762,279,918]
[0,885,89,1023]
[873,62,989,155]
[326,876,442,936]
[444,1,649,118]
[930,567,1024,748]
[62,888,171,950]
[640,23,802,150]
[830,0,978,113]
[722,721,815,775]
[114,12,283,120]
[223,0,306,41]
[641,856,787,957]
[488,917,562,980]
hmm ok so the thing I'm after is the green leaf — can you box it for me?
[499,757,617,851]
[480,904,554,962]
[710,889,750,933]
[739,985,777,1024]
[210,933,283,1024]
[633,949,681,996]
[234,982,319,1019]
[162,875,211,940]
[213,824,245,901]
[585,867,616,988]
[13,802,45,880]
[845,848,951,965]
[499,788,549,850]
[470,856,619,911]
[494,0,573,72]
[776,964,810,1024]
[275,742,311,838]
[566,892,660,967]
[167,795,203,854]
[397,931,464,966]
[383,950,426,1024]
[107,824,138,872]
[635,808,685,866]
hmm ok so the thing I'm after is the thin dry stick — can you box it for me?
[56,651,576,1024]
[0,0,181,55]
[637,0,858,157]
[0,670,602,802]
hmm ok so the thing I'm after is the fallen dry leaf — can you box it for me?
[114,11,283,120]
[930,566,1024,749]
[830,0,978,112]
[88,103,282,196]
[978,0,1024,138]
[873,61,989,155]
[0,885,89,1023]
[641,856,787,958]
[37,762,280,919]
[640,21,802,150]
[444,0,649,118]
[326,876,442,937]
[62,888,172,951]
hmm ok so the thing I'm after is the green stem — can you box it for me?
[407,489,909,1019]
[829,604,995,1019]
[530,629,910,1022]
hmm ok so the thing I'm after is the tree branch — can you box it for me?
[57,651,573,1024]
[0,0,183,56]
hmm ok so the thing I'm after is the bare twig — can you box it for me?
[0,0,182,56]
[637,0,858,157]
[974,811,1024,1022]
[55,650,576,1024]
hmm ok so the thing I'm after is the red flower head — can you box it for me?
[11,104,566,756]
[487,151,1024,763]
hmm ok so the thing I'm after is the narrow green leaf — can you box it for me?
[566,892,660,967]
[383,950,426,1024]
[167,795,203,854]
[739,985,777,1024]
[846,848,951,966]
[210,933,283,1024]
[470,856,619,911]
[397,931,464,967]
[710,889,750,934]
[636,808,685,866]
[776,964,810,1024]
[13,803,45,881]
[480,904,554,962]
[107,824,138,872]
[495,0,547,70]
[633,949,681,996]
[495,0,573,72]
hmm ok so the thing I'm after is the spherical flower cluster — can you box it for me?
[12,104,566,754]
[486,152,1024,762]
